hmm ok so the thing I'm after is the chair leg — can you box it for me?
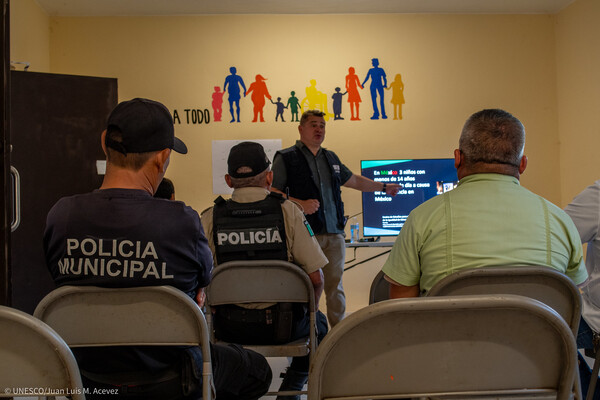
[587,352,600,400]
[276,368,308,400]
[576,364,584,400]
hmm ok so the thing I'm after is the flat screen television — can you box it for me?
[361,158,458,237]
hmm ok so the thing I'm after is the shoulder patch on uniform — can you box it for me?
[304,220,315,237]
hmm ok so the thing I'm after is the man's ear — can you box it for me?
[100,130,108,156]
[454,149,462,169]
[224,174,234,188]
[156,148,171,173]
[265,170,274,188]
[518,155,528,175]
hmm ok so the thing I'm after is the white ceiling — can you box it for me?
[34,0,575,16]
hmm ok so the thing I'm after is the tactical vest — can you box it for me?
[212,192,288,264]
[276,146,345,233]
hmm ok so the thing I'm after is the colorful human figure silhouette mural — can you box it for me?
[286,91,301,122]
[223,66,247,123]
[301,79,331,121]
[212,86,225,122]
[331,88,347,120]
[345,66,363,121]
[270,97,288,122]
[386,73,405,120]
[362,58,388,120]
[246,74,272,122]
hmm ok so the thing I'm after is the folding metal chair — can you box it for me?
[206,259,316,397]
[308,294,578,400]
[427,266,582,334]
[428,265,583,399]
[33,285,215,400]
[585,337,600,400]
[0,305,85,399]
[369,270,391,304]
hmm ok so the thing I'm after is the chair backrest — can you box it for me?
[308,294,578,400]
[369,270,390,304]
[33,285,214,399]
[207,259,315,307]
[427,266,582,335]
[206,259,316,357]
[0,305,85,399]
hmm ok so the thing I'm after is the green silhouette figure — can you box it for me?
[286,91,301,122]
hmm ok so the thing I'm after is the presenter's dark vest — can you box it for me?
[212,192,288,264]
[277,146,345,233]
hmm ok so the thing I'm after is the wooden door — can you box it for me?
[10,71,117,313]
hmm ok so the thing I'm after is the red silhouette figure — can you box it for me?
[345,67,363,121]
[246,74,272,122]
[212,86,225,122]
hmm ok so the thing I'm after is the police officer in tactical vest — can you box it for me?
[201,141,329,400]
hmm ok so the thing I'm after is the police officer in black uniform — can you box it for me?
[201,141,329,400]
[44,98,271,400]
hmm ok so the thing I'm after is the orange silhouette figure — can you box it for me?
[345,67,363,121]
[246,74,272,122]
[212,86,225,122]
[386,73,405,120]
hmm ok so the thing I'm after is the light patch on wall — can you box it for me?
[212,139,282,195]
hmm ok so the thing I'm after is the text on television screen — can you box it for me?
[361,158,458,237]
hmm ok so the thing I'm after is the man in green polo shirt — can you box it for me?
[382,108,588,297]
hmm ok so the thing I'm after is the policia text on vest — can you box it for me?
[213,193,289,263]
[58,238,174,279]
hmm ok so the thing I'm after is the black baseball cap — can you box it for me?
[105,98,187,155]
[227,142,271,178]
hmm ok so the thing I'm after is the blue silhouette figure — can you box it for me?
[223,66,247,123]
[331,87,347,120]
[362,58,388,120]
[270,97,288,122]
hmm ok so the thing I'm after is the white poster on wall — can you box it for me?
[212,139,282,195]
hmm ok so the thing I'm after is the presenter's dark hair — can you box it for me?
[300,110,326,125]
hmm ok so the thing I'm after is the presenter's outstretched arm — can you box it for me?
[343,174,402,196]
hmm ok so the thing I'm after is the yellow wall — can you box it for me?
[556,0,600,207]
[45,14,560,219]
[12,1,600,313]
[10,0,50,71]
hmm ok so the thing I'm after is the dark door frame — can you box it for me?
[1,0,11,307]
